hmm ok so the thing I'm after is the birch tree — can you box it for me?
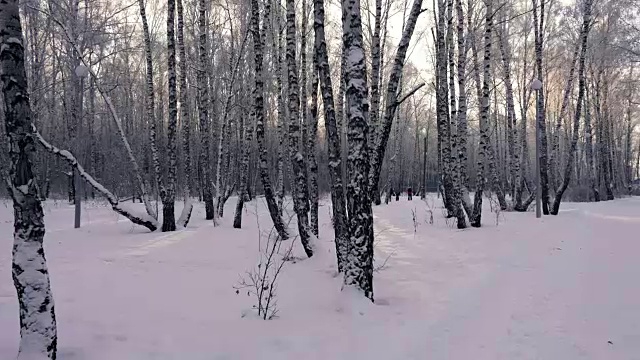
[250,0,289,239]
[286,0,313,257]
[198,0,215,220]
[163,0,178,232]
[176,0,193,227]
[314,0,349,271]
[342,0,374,300]
[532,0,550,214]
[1,1,57,357]
[470,0,494,227]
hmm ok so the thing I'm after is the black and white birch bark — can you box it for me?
[1,3,57,356]
[286,0,313,257]
[532,0,550,214]
[341,0,374,300]
[176,0,193,228]
[455,0,473,216]
[470,0,494,227]
[138,0,163,218]
[584,83,599,201]
[35,130,159,231]
[197,0,214,220]
[308,49,320,237]
[162,0,178,231]
[314,0,349,271]
[250,0,289,239]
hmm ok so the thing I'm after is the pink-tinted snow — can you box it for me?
[1,196,639,359]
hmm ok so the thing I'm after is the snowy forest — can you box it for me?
[1,0,640,358]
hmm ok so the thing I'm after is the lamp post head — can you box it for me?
[75,64,89,78]
[530,78,543,91]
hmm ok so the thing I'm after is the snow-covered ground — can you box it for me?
[1,195,639,359]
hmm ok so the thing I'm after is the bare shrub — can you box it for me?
[234,203,295,320]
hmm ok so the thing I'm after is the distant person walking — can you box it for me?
[407,187,413,201]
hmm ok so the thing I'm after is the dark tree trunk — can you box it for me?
[163,0,178,232]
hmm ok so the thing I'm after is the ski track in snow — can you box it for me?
[1,196,639,359]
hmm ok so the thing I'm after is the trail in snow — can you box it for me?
[0,196,639,359]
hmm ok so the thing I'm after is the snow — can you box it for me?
[1,195,640,359]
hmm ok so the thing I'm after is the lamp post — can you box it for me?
[530,78,542,218]
[421,127,427,199]
[74,63,89,229]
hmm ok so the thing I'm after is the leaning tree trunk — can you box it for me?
[163,0,178,232]
[198,0,214,220]
[369,0,423,206]
[1,3,57,357]
[286,0,313,257]
[550,0,592,215]
[341,0,374,301]
[549,41,580,192]
[138,0,163,216]
[314,0,349,271]
[176,0,193,228]
[470,0,494,227]
[54,18,157,221]
[250,0,289,239]
[35,131,159,231]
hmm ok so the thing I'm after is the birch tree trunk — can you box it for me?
[314,0,349,271]
[233,111,254,229]
[369,0,382,181]
[176,0,193,227]
[198,0,214,220]
[341,0,374,300]
[434,0,458,219]
[250,0,289,239]
[300,0,319,236]
[308,50,320,237]
[163,0,178,232]
[138,0,162,216]
[584,83,599,201]
[456,0,473,216]
[470,0,494,227]
[532,0,550,214]
[2,3,57,357]
[35,131,159,231]
[496,18,520,201]
[550,0,592,214]
[549,41,580,193]
[286,0,313,257]
[273,2,286,214]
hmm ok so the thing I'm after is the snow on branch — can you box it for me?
[34,128,159,232]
